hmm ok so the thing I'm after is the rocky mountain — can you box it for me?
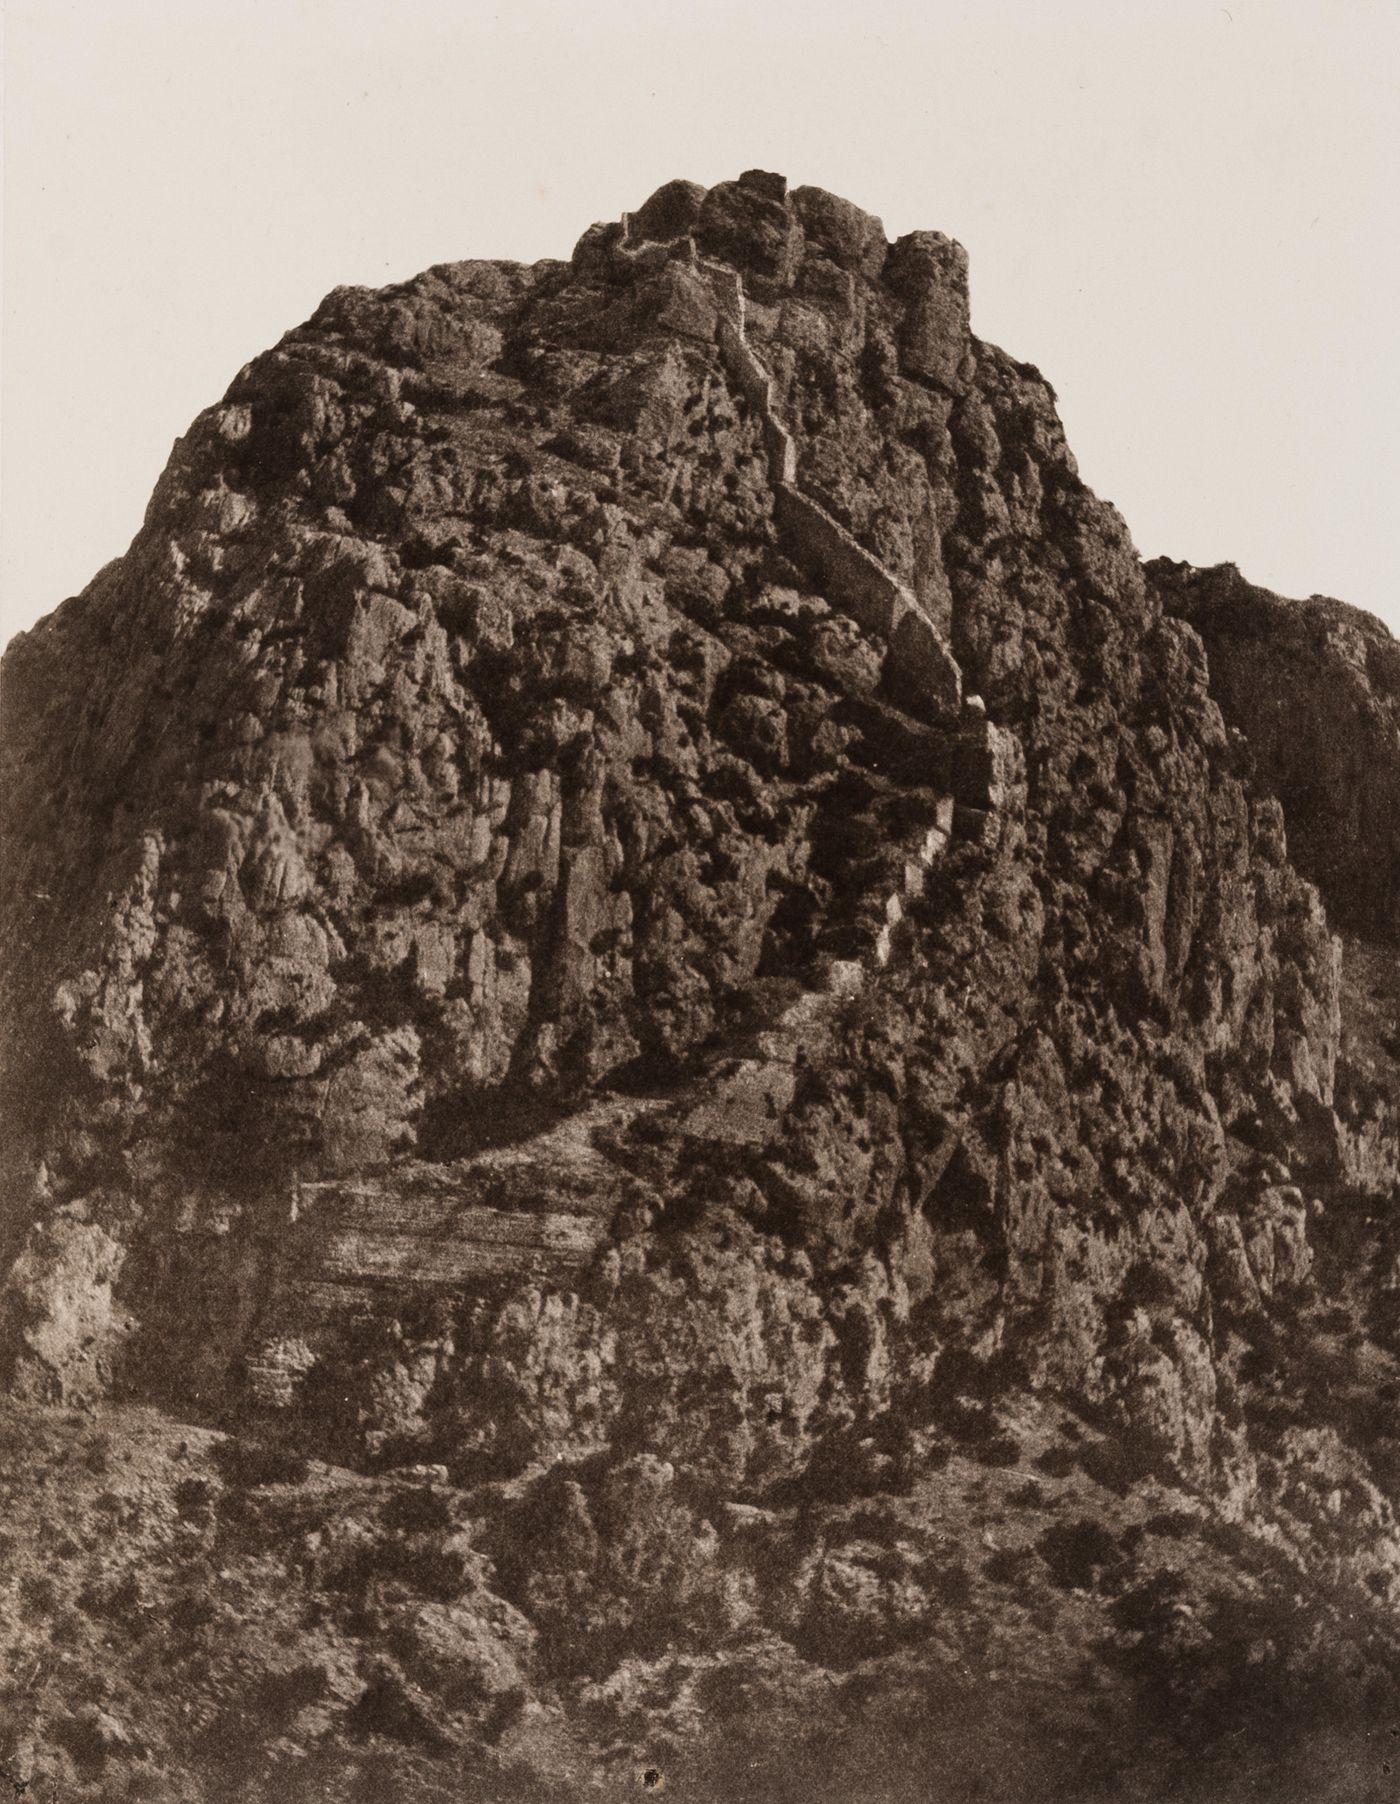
[1147,557,1400,938]
[2,170,1399,1803]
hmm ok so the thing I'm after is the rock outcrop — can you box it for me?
[1149,556,1400,938]
[2,174,1399,1803]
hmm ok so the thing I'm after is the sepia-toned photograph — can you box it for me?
[2,2,1397,1797]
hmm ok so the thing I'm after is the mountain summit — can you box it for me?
[3,172,1400,1802]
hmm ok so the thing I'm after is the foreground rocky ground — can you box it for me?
[5,1372,1400,1803]
[3,172,1400,1799]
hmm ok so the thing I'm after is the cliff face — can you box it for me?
[1149,557,1400,940]
[3,173,1400,1803]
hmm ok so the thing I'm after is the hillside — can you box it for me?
[2,170,1399,1803]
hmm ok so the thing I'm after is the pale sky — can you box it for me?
[3,0,1397,650]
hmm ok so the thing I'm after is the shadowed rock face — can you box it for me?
[2,178,1400,1804]
[1149,557,1400,939]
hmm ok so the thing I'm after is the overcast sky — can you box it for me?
[3,0,1397,648]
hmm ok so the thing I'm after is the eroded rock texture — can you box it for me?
[2,173,1399,1803]
[1150,557,1400,938]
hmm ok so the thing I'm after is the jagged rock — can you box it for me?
[3,173,1400,1804]
[627,178,707,245]
[791,184,888,278]
[1149,557,1400,937]
[1,1206,131,1401]
[695,176,805,290]
[886,230,973,392]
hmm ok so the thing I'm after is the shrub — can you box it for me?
[330,1532,471,1603]
[214,1437,310,1489]
[381,1538,472,1601]
[846,1502,906,1547]
[174,1477,214,1521]
[984,1546,1034,1584]
[1110,1566,1188,1638]
[382,1485,456,1534]
[925,1557,973,1607]
[1121,1259,1179,1309]
[935,1398,995,1442]
[169,1591,216,1636]
[348,1664,449,1751]
[1037,1516,1123,1590]
[1077,1428,1163,1494]
[249,1662,330,1722]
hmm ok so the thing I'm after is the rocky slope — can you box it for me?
[2,171,1399,1802]
[1148,557,1400,939]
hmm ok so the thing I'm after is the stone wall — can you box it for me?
[619,203,962,727]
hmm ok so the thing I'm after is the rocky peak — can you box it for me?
[2,176,1400,1804]
[1150,556,1400,939]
